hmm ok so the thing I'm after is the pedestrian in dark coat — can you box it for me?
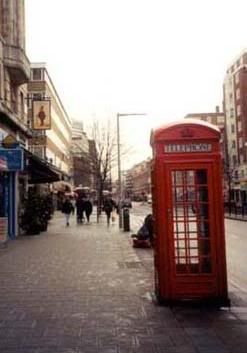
[103,197,116,226]
[76,197,84,223]
[84,199,93,223]
[61,198,74,226]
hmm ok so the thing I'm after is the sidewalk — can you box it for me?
[225,213,247,222]
[0,212,247,353]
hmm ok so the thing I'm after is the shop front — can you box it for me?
[0,145,24,242]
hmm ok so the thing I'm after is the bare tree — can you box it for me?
[88,120,118,219]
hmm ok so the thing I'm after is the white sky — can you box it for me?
[25,0,247,170]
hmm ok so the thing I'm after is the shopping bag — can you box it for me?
[111,211,116,222]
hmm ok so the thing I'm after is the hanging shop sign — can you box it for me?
[2,134,18,149]
[0,148,24,171]
[29,135,47,146]
[32,100,51,130]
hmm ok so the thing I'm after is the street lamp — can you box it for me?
[117,112,146,228]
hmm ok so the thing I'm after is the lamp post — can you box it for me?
[117,112,146,228]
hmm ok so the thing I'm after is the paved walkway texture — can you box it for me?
[0,212,247,353]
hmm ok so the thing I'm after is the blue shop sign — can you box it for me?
[0,148,24,171]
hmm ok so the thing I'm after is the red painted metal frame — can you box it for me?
[150,119,229,306]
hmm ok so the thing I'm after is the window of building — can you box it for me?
[237,104,241,116]
[232,140,236,148]
[211,116,217,125]
[27,94,32,109]
[239,137,243,148]
[217,116,224,125]
[11,86,18,113]
[238,121,242,132]
[236,88,240,100]
[230,108,234,118]
[19,91,25,120]
[231,124,235,133]
[233,155,237,166]
[32,68,42,81]
[32,93,43,102]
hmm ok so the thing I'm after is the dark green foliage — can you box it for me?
[20,191,54,235]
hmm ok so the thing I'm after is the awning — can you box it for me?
[26,152,61,184]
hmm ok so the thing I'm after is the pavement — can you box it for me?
[0,211,247,353]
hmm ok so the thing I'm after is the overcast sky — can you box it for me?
[25,0,247,169]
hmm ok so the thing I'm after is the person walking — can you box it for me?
[84,198,93,223]
[61,197,74,226]
[103,197,116,226]
[76,197,84,224]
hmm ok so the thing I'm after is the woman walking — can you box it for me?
[61,198,74,226]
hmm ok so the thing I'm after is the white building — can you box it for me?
[27,63,72,185]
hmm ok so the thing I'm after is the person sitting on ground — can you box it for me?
[131,214,154,248]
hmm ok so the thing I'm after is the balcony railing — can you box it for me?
[3,45,30,84]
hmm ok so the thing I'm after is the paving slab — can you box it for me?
[0,212,246,353]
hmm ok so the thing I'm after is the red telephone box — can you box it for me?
[150,119,230,306]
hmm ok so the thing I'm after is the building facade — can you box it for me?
[184,109,226,162]
[71,120,95,190]
[0,0,31,240]
[27,63,72,192]
[185,109,227,199]
[125,159,151,201]
[223,51,247,204]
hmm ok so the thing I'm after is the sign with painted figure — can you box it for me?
[0,148,24,171]
[32,100,51,130]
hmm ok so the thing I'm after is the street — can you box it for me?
[225,219,247,301]
[130,202,247,303]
